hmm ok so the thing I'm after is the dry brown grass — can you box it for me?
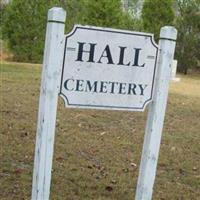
[170,75,200,98]
[1,63,200,200]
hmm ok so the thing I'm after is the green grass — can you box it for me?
[1,62,200,200]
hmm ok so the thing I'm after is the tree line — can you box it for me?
[1,0,200,74]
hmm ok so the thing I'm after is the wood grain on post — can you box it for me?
[135,26,177,200]
[31,7,66,200]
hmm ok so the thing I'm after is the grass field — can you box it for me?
[1,62,200,200]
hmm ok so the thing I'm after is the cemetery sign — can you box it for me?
[32,7,177,200]
[60,25,158,111]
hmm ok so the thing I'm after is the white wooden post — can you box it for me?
[135,26,177,200]
[31,7,66,200]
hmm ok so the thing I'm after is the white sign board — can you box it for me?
[32,7,177,200]
[60,25,158,111]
